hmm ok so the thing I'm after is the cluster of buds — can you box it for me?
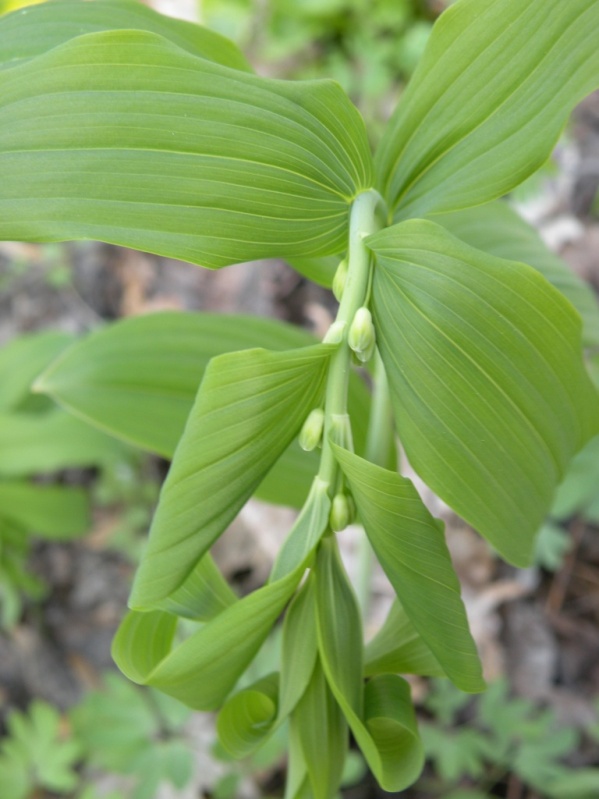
[348,306,376,363]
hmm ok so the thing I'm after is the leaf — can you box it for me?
[1,701,81,794]
[113,484,330,710]
[333,445,483,692]
[114,571,296,710]
[436,202,599,349]
[130,344,332,609]
[368,220,599,566]
[551,436,599,520]
[376,0,599,218]
[0,409,124,477]
[157,555,237,621]
[0,0,250,71]
[0,481,89,537]
[279,577,319,719]
[294,658,348,799]
[217,673,279,759]
[287,254,339,288]
[0,331,73,412]
[364,600,446,679]
[0,29,373,268]
[314,536,425,793]
[36,312,371,509]
[420,724,488,784]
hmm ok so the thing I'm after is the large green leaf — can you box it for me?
[130,344,332,609]
[0,331,73,412]
[36,312,371,509]
[376,0,599,218]
[364,600,445,679]
[0,0,250,71]
[115,549,298,710]
[0,29,372,267]
[113,481,330,710]
[0,410,124,477]
[369,220,599,566]
[0,481,89,537]
[294,658,347,799]
[314,536,424,793]
[436,202,599,349]
[333,445,483,692]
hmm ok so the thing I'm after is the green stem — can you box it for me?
[356,349,394,615]
[318,189,381,492]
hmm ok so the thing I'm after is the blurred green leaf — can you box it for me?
[0,701,81,797]
[0,0,250,70]
[0,409,124,477]
[0,481,89,537]
[0,330,73,412]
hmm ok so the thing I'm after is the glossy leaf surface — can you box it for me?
[314,537,424,792]
[333,445,483,692]
[369,220,599,566]
[0,0,250,70]
[437,202,599,348]
[0,30,372,267]
[130,344,331,609]
[37,312,371,509]
[376,0,599,218]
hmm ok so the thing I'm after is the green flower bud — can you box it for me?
[332,258,348,301]
[355,337,376,364]
[330,493,350,532]
[299,408,325,452]
[348,307,375,356]
[323,320,346,345]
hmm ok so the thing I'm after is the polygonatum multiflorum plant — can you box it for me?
[2,0,599,794]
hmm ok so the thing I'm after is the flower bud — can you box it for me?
[323,320,346,345]
[330,493,350,532]
[348,307,375,356]
[332,258,348,301]
[355,337,376,364]
[299,408,325,452]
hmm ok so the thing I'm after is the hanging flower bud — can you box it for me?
[323,320,346,345]
[332,258,348,301]
[348,306,375,357]
[355,336,376,364]
[330,492,350,532]
[299,408,325,452]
